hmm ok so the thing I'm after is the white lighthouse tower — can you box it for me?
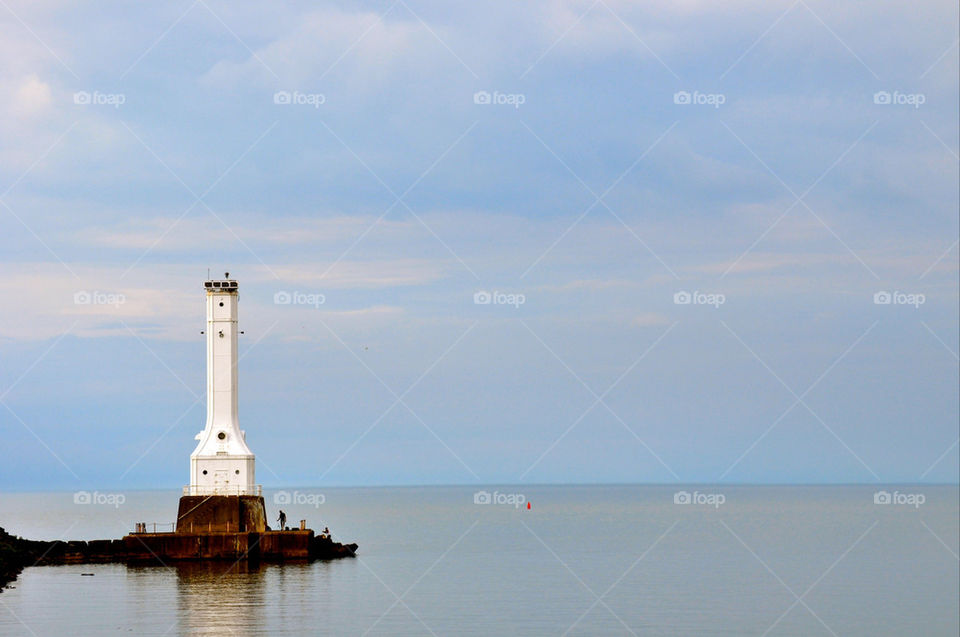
[187,273,258,496]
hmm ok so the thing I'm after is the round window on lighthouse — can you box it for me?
[218,432,226,440]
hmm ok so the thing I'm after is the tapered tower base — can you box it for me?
[176,495,267,533]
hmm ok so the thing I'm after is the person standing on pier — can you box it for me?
[277,510,286,530]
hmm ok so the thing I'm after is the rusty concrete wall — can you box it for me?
[241,497,266,532]
[175,495,266,533]
[260,531,313,560]
[124,532,261,561]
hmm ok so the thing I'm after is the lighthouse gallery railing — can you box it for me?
[182,485,262,496]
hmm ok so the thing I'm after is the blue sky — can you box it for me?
[0,0,957,490]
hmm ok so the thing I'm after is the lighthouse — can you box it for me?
[128,273,356,557]
[187,273,258,496]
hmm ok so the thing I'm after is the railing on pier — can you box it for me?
[182,484,262,497]
[131,520,254,534]
[131,522,175,534]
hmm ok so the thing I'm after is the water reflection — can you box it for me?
[122,559,339,635]
[174,561,267,636]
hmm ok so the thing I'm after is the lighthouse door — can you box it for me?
[214,470,230,493]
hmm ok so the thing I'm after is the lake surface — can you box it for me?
[1,485,957,635]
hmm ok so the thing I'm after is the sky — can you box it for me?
[0,0,957,491]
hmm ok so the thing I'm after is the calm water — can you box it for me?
[0,485,957,635]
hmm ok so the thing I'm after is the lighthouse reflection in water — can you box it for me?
[124,560,349,635]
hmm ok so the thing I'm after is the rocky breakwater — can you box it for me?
[0,526,120,591]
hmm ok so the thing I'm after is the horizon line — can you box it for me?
[3,481,958,494]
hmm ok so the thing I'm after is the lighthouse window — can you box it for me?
[235,470,240,475]
[219,302,224,307]
[202,470,208,475]
[218,432,226,440]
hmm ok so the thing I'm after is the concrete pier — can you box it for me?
[123,529,356,562]
[1,526,355,589]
